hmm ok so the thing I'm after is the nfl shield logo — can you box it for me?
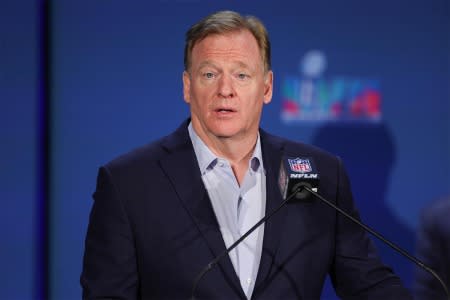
[288,158,312,173]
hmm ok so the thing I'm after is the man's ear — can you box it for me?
[183,71,191,104]
[263,70,273,104]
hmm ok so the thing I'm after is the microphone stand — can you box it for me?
[191,184,449,300]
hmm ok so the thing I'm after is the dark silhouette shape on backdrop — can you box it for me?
[312,123,415,289]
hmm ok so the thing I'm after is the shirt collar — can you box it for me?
[188,122,263,174]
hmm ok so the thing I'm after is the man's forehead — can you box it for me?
[190,31,262,69]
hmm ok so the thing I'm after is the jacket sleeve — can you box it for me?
[80,166,138,299]
[330,157,412,300]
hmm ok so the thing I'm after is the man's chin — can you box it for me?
[210,128,248,140]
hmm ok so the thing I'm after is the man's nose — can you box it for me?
[217,74,235,98]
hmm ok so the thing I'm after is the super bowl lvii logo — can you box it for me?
[281,50,382,123]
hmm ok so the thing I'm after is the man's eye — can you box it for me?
[203,72,215,79]
[237,73,248,80]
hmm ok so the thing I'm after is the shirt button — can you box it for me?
[246,278,252,285]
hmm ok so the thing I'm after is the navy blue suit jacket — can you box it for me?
[81,120,411,299]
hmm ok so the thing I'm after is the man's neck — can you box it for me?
[191,124,258,185]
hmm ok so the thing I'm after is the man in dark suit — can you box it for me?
[414,197,450,300]
[81,10,411,299]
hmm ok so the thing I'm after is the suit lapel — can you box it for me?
[158,121,245,298]
[254,131,288,293]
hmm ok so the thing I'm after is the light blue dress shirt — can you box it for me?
[188,123,266,299]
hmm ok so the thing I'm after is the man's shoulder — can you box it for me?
[104,121,191,173]
[421,197,450,232]
[423,197,450,217]
[105,137,166,169]
[260,129,338,161]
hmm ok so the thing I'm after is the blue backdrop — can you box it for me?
[1,1,38,299]
[2,0,449,299]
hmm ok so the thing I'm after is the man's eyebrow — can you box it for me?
[234,61,251,69]
[197,61,218,70]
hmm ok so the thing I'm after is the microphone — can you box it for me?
[278,156,319,201]
[279,156,450,300]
